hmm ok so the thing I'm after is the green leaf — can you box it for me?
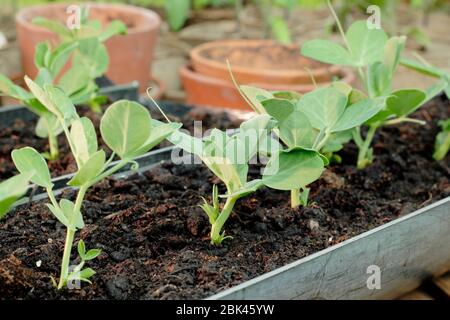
[79,268,96,281]
[434,119,450,161]
[75,38,109,78]
[346,20,388,67]
[367,62,391,97]
[46,203,70,228]
[58,66,92,96]
[12,147,52,188]
[301,39,354,66]
[34,42,50,69]
[34,68,53,87]
[383,36,406,74]
[68,150,106,187]
[0,74,33,101]
[48,42,78,77]
[35,113,63,139]
[0,173,32,219]
[296,87,348,131]
[98,20,127,42]
[332,97,386,132]
[77,239,86,258]
[261,98,295,122]
[84,249,101,261]
[385,89,426,117]
[165,0,190,31]
[127,120,182,158]
[60,199,84,230]
[262,148,325,190]
[70,117,98,166]
[100,100,151,159]
[32,17,72,38]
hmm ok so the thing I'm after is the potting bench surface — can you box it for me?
[399,272,450,300]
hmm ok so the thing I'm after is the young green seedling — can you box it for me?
[0,41,83,160]
[0,173,32,220]
[433,119,450,161]
[240,82,386,207]
[300,1,433,169]
[12,78,180,289]
[33,7,127,113]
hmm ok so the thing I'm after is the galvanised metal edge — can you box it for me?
[207,196,450,300]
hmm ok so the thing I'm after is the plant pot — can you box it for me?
[180,63,355,110]
[3,96,449,299]
[15,3,161,93]
[190,39,343,85]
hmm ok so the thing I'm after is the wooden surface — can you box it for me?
[399,272,450,300]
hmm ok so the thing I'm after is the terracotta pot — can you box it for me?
[190,39,342,86]
[15,3,161,92]
[180,64,355,110]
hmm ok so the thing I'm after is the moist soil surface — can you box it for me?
[0,105,241,180]
[0,96,449,300]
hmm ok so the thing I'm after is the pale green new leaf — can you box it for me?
[332,97,386,132]
[60,199,84,230]
[100,100,151,159]
[262,148,325,190]
[433,119,450,161]
[12,147,52,188]
[346,21,388,67]
[35,113,63,138]
[301,39,354,66]
[296,87,348,131]
[70,117,98,166]
[0,74,33,101]
[128,120,182,158]
[32,17,72,38]
[46,203,71,228]
[68,150,106,187]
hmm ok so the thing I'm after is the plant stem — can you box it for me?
[315,130,331,151]
[357,125,377,169]
[291,189,300,208]
[210,196,238,245]
[87,160,130,188]
[57,185,87,289]
[48,134,59,161]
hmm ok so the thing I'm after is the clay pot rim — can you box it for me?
[190,39,341,79]
[15,2,161,35]
[180,63,355,92]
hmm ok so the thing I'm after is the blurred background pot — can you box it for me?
[180,64,355,110]
[190,39,343,85]
[15,2,161,93]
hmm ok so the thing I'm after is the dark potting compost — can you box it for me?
[0,96,448,300]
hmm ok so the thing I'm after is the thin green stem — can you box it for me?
[385,117,426,126]
[315,131,332,151]
[210,196,238,245]
[48,134,59,161]
[291,189,300,208]
[57,185,87,289]
[87,159,130,188]
[46,187,58,208]
[357,125,378,169]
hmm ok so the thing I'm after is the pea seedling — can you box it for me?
[300,0,434,169]
[12,78,180,289]
[240,82,386,207]
[33,6,127,112]
[433,119,450,161]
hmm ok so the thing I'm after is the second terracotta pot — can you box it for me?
[16,3,161,92]
[180,64,355,110]
[190,39,343,86]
